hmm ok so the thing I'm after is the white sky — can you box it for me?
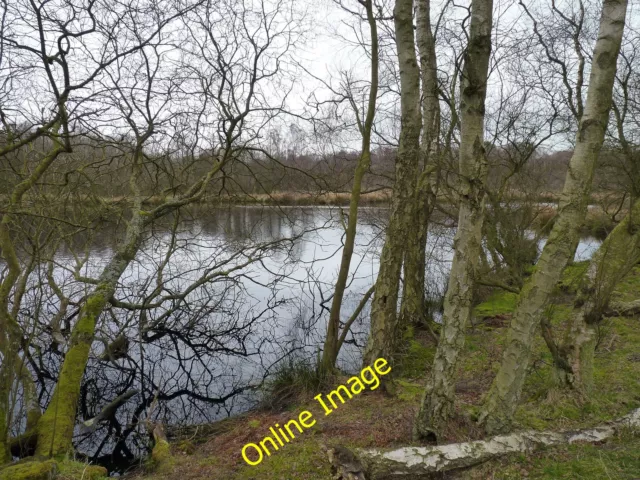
[4,0,640,155]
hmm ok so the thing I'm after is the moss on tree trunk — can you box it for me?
[35,212,144,457]
[414,0,493,439]
[478,0,629,434]
[364,0,422,368]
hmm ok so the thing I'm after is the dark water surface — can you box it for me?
[14,206,602,473]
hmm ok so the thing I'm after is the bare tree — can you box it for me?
[479,0,628,434]
[414,0,493,439]
[0,0,303,462]
[320,0,379,374]
[363,0,422,370]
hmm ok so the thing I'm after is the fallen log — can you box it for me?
[328,408,640,479]
[606,299,640,317]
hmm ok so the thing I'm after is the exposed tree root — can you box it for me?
[147,423,174,473]
[328,408,640,479]
[9,429,37,458]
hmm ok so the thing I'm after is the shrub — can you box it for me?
[261,356,328,410]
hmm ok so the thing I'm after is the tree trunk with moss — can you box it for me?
[556,197,640,390]
[35,209,145,458]
[414,0,493,440]
[321,0,379,374]
[399,0,441,332]
[0,348,40,464]
[478,0,628,434]
[0,132,68,465]
[363,0,421,367]
[147,423,173,473]
[0,363,9,465]
[31,125,230,457]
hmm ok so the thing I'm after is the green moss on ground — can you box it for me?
[56,460,108,479]
[469,430,640,479]
[0,460,57,480]
[397,337,435,379]
[474,291,518,318]
[0,459,106,480]
[612,264,640,302]
[234,442,327,480]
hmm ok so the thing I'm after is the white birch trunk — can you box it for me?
[414,0,492,439]
[364,0,422,367]
[479,0,629,434]
[330,408,640,479]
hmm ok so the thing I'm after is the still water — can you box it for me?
[26,206,602,470]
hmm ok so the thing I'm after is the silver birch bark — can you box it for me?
[414,0,493,439]
[321,0,379,374]
[363,0,422,367]
[479,0,628,434]
[329,407,640,479]
[399,0,441,331]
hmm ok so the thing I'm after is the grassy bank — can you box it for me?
[126,264,640,480]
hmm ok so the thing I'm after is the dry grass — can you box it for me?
[129,384,422,480]
[226,189,393,206]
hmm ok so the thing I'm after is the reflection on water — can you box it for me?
[15,206,602,471]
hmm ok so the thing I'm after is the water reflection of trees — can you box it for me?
[4,199,599,472]
[8,207,335,471]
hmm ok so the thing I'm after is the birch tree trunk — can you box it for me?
[414,0,492,439]
[479,0,628,434]
[321,0,379,374]
[363,0,422,367]
[399,0,441,331]
[556,197,640,390]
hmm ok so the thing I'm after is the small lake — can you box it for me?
[16,205,602,472]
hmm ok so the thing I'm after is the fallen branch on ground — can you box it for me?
[606,300,640,317]
[327,408,640,479]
